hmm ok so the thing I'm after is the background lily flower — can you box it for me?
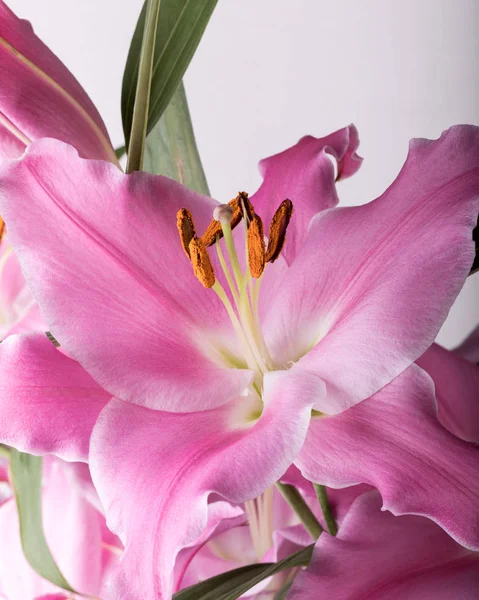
[175,477,369,597]
[0,0,121,339]
[289,490,479,599]
[0,125,477,599]
[0,0,117,163]
[0,455,122,600]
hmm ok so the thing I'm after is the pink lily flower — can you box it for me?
[0,124,477,599]
[0,0,116,163]
[289,490,479,599]
[0,456,122,600]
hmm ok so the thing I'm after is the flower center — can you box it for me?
[177,193,293,389]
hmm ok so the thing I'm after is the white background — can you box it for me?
[8,0,479,347]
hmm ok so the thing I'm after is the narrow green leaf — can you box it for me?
[143,80,209,195]
[122,0,218,150]
[126,0,161,173]
[173,544,313,600]
[115,144,126,160]
[9,449,75,592]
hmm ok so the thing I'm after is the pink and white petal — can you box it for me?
[266,125,479,414]
[174,502,245,593]
[0,333,110,461]
[0,139,253,411]
[417,342,479,442]
[295,365,479,550]
[289,491,479,600]
[251,125,362,265]
[0,497,58,598]
[455,325,479,363]
[0,2,116,162]
[90,370,322,600]
[0,459,106,599]
[41,460,105,596]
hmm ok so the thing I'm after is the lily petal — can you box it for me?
[0,139,253,411]
[417,342,479,442]
[251,125,362,265]
[0,1,116,162]
[266,125,479,413]
[0,333,110,462]
[456,325,479,363]
[295,365,479,550]
[0,236,46,339]
[90,370,321,599]
[289,491,479,600]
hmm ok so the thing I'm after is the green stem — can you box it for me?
[0,444,11,459]
[126,0,161,173]
[313,484,338,536]
[276,482,323,540]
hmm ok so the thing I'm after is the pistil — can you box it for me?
[176,193,293,386]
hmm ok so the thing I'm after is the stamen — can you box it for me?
[188,237,215,288]
[201,196,243,247]
[247,214,266,278]
[176,208,196,258]
[238,191,255,224]
[0,216,5,242]
[265,199,293,263]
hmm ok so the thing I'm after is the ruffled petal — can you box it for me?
[251,125,362,264]
[265,125,479,413]
[289,491,479,600]
[0,139,253,411]
[0,333,110,461]
[417,342,479,442]
[295,365,479,550]
[90,370,322,599]
[0,2,116,162]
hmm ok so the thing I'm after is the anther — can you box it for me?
[248,214,266,278]
[265,199,294,263]
[176,208,196,258]
[188,237,215,288]
[0,217,5,242]
[201,195,243,247]
[238,191,255,224]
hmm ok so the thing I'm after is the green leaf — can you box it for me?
[122,0,218,151]
[115,144,126,160]
[126,0,162,173]
[143,80,209,195]
[173,544,313,600]
[9,449,75,592]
